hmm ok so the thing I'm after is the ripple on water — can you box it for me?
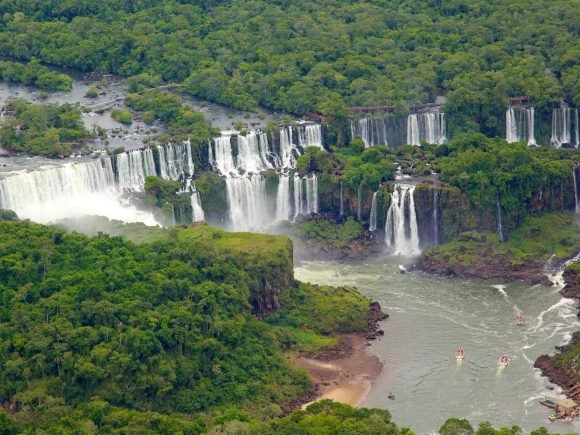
[294,257,579,433]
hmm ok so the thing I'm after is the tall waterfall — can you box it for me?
[433,189,439,245]
[275,175,291,222]
[190,188,205,222]
[351,118,389,148]
[407,114,420,146]
[506,107,536,146]
[225,175,269,231]
[496,192,504,242]
[573,167,579,215]
[298,124,324,149]
[551,108,579,148]
[385,184,420,256]
[293,174,319,218]
[116,148,156,191]
[369,191,378,231]
[209,125,322,230]
[406,113,446,146]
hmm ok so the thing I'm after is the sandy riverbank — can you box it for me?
[291,334,383,408]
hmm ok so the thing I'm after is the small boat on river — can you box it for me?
[498,354,510,367]
[455,347,465,360]
[514,314,524,325]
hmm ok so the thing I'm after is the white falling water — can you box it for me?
[407,114,421,146]
[369,191,378,231]
[412,112,447,145]
[116,148,156,191]
[236,131,272,173]
[551,108,579,148]
[279,126,300,169]
[0,141,201,226]
[0,157,160,225]
[385,184,420,256]
[351,118,389,148]
[506,107,536,146]
[225,175,269,231]
[292,173,318,218]
[275,175,291,222]
[299,124,324,150]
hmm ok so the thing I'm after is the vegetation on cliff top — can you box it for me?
[420,212,580,279]
[0,0,576,133]
[0,98,93,157]
[0,219,378,432]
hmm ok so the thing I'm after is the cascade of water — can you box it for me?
[236,132,273,173]
[496,192,504,242]
[407,114,420,146]
[438,113,447,144]
[339,181,344,217]
[352,118,389,148]
[573,167,579,215]
[423,113,436,145]
[157,145,168,178]
[506,107,535,145]
[433,189,439,245]
[210,134,237,175]
[369,191,378,231]
[550,108,578,148]
[384,184,420,255]
[116,149,158,191]
[303,124,324,149]
[190,182,205,222]
[309,174,319,213]
[293,174,303,218]
[506,107,518,143]
[527,107,536,146]
[225,175,269,231]
[280,126,300,169]
[275,175,291,221]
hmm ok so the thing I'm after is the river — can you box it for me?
[295,256,580,434]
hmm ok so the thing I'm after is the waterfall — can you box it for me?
[506,107,535,145]
[210,134,237,175]
[293,174,302,218]
[527,107,536,146]
[190,191,205,222]
[384,184,420,255]
[280,126,300,169]
[236,131,272,173]
[299,124,324,149]
[369,191,378,231]
[351,118,389,148]
[433,189,439,245]
[573,167,579,215]
[225,175,269,231]
[496,192,504,242]
[116,149,156,191]
[309,174,319,213]
[339,181,344,217]
[407,114,420,146]
[551,108,579,148]
[275,175,291,221]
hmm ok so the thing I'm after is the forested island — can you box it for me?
[0,0,579,433]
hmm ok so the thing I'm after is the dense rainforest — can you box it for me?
[0,0,577,138]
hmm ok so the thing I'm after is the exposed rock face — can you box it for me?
[534,332,580,398]
[366,301,389,340]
